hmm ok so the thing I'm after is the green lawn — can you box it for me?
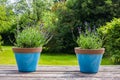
[0,46,113,65]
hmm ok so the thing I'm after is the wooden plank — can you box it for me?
[0,72,120,78]
[0,66,120,72]
[0,73,120,78]
[0,77,120,80]
[0,66,119,80]
[0,66,120,75]
[0,70,120,74]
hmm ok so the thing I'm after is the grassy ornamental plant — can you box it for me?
[15,27,49,48]
[77,30,102,49]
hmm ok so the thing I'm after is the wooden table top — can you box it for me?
[0,65,120,80]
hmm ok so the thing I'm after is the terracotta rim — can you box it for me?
[75,47,105,54]
[12,47,42,53]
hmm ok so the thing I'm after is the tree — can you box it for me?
[14,0,53,29]
[45,2,77,53]
[66,0,120,26]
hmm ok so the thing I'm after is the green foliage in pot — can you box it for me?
[77,24,102,49]
[98,18,120,64]
[15,27,51,48]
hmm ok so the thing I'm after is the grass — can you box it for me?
[0,46,113,65]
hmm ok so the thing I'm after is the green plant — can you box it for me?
[77,25,102,49]
[15,27,50,48]
[98,18,120,64]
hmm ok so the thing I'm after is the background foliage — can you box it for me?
[45,2,76,53]
[66,0,120,25]
[0,0,16,45]
[98,18,120,64]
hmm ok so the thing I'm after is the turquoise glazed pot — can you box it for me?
[75,47,105,73]
[12,48,42,72]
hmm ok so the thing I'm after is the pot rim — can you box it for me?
[74,47,105,54]
[12,47,42,53]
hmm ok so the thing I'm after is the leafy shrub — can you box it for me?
[98,18,120,64]
[15,27,50,48]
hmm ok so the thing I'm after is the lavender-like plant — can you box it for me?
[15,26,52,48]
[77,22,102,49]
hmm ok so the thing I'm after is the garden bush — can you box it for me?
[98,18,120,64]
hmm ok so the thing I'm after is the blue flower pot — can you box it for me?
[12,48,42,72]
[75,48,105,73]
[76,54,103,73]
[15,53,40,72]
